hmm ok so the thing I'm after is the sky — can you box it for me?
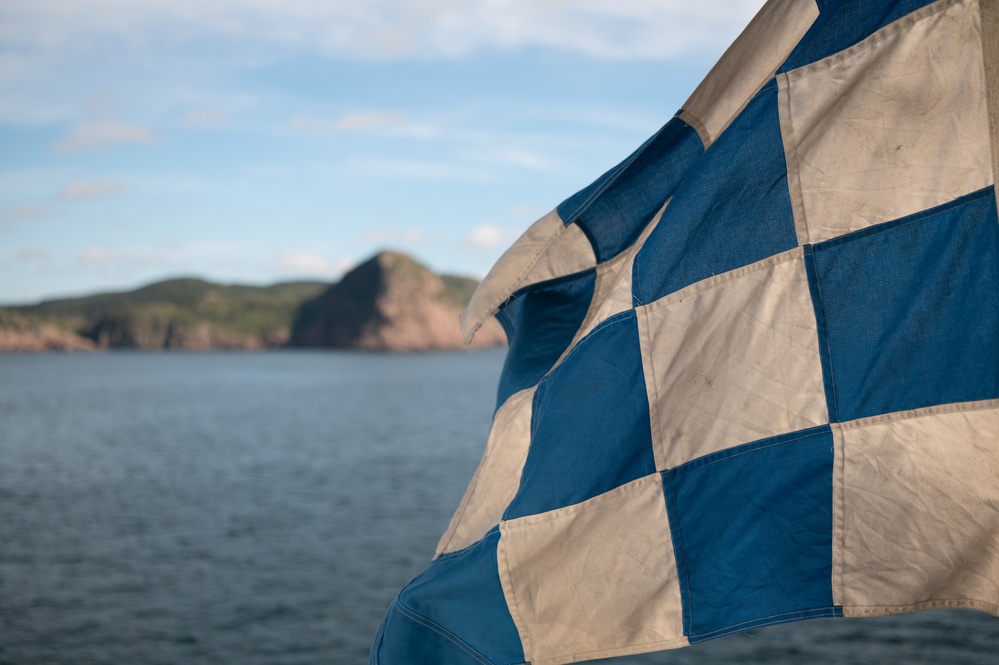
[0,0,765,305]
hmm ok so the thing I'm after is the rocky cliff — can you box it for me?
[83,308,274,350]
[2,252,505,352]
[14,278,327,351]
[0,309,96,352]
[289,251,505,351]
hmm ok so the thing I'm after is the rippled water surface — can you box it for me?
[1,352,995,665]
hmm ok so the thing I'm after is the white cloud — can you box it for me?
[73,241,251,271]
[333,111,407,132]
[357,227,432,244]
[80,248,121,264]
[59,179,125,200]
[0,206,48,223]
[351,157,494,183]
[0,1,763,62]
[289,111,438,138]
[53,121,160,153]
[512,204,546,219]
[462,223,521,248]
[182,108,226,127]
[267,252,352,278]
[15,249,49,262]
[483,148,552,171]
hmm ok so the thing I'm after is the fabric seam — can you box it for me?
[637,305,664,471]
[531,635,689,664]
[831,422,846,606]
[667,471,694,635]
[840,397,999,431]
[976,0,998,213]
[692,607,840,640]
[394,601,495,665]
[497,524,533,661]
[778,72,811,245]
[814,186,994,251]
[642,247,802,315]
[845,599,999,615]
[784,0,965,83]
[502,474,660,529]
[671,427,829,475]
[806,246,841,421]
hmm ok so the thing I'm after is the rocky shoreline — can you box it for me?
[1,251,504,353]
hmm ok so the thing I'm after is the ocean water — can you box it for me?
[0,352,995,665]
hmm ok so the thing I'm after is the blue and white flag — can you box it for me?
[372,0,999,663]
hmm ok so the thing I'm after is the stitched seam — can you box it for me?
[538,635,690,662]
[679,108,712,147]
[496,391,538,519]
[470,218,597,339]
[838,424,846,605]
[508,266,598,300]
[497,527,532,660]
[815,186,993,251]
[568,260,617,352]
[478,221,568,321]
[638,306,664,470]
[394,602,494,665]
[839,397,999,430]
[673,428,828,474]
[543,312,634,371]
[628,197,672,310]
[439,390,535,553]
[527,378,550,451]
[693,607,839,640]
[504,388,546,520]
[786,0,963,83]
[835,428,842,608]
[629,181,674,310]
[696,608,838,639]
[633,240,645,306]
[573,215,601,259]
[438,412,520,554]
[982,0,999,192]
[531,269,614,382]
[642,248,801,315]
[502,475,659,529]
[563,124,669,225]
[847,599,999,612]
[779,72,810,246]
[808,250,840,421]
[563,161,631,225]
[433,537,489,564]
[668,471,693,634]
[832,422,845,606]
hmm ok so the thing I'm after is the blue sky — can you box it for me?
[0,0,763,304]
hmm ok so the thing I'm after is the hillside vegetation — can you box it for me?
[1,252,503,352]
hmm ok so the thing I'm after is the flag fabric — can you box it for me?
[371,0,999,663]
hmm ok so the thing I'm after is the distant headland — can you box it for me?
[0,251,505,353]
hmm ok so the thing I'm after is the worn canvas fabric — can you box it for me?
[370,1,999,663]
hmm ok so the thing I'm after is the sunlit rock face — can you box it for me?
[289,251,505,352]
[0,309,95,352]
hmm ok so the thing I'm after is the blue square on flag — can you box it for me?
[810,189,999,422]
[663,426,837,641]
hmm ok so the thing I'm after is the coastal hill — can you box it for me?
[4,278,326,351]
[289,251,504,351]
[0,251,505,352]
[0,309,98,352]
